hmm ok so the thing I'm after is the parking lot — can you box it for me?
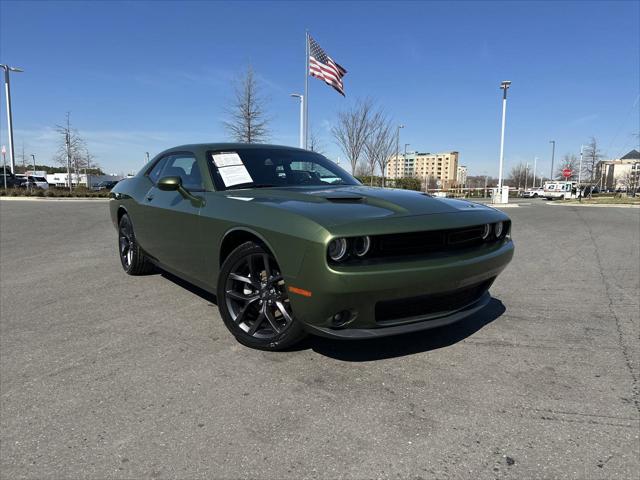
[1,198,638,479]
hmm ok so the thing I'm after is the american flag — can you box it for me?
[308,35,347,96]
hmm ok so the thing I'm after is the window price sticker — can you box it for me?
[212,152,253,187]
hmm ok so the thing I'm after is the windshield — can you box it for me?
[208,148,359,190]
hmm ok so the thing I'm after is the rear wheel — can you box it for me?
[118,214,154,275]
[217,241,306,350]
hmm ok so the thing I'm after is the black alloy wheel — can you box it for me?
[118,214,153,275]
[218,241,306,350]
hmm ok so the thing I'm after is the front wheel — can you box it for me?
[217,241,306,350]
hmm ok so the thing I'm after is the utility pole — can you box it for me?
[549,140,556,180]
[532,157,538,189]
[1,64,24,174]
[524,162,529,191]
[31,154,36,174]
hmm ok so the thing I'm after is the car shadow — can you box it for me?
[157,269,505,362]
[297,298,506,362]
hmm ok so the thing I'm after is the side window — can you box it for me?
[147,157,168,184]
[162,153,203,191]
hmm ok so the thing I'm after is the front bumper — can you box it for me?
[285,239,514,338]
[305,292,492,339]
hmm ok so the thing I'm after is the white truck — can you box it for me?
[543,181,578,200]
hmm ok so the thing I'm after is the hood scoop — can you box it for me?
[325,195,365,204]
[308,191,366,203]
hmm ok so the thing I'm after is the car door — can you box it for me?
[142,152,208,284]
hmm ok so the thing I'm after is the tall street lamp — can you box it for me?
[404,143,410,178]
[1,64,24,174]
[395,124,404,179]
[290,94,304,149]
[578,144,585,186]
[549,140,556,180]
[497,80,511,202]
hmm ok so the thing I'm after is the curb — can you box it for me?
[0,196,110,202]
[546,202,640,209]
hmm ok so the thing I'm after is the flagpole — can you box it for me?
[303,30,309,150]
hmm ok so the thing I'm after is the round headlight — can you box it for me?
[328,238,348,261]
[494,221,504,239]
[353,236,371,257]
[481,224,491,240]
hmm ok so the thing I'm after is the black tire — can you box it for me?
[217,241,306,350]
[118,214,154,275]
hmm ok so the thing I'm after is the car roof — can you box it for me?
[158,143,308,157]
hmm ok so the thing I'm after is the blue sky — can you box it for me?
[1,0,638,176]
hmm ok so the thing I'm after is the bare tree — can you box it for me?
[332,98,375,174]
[582,137,603,183]
[308,127,324,155]
[54,112,88,189]
[223,65,270,143]
[556,154,579,180]
[507,162,537,189]
[364,110,396,186]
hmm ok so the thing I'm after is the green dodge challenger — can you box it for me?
[110,144,514,350]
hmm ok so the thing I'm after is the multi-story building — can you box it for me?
[386,151,459,189]
[595,149,640,191]
[457,165,468,187]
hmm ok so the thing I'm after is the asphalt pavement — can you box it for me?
[1,198,638,479]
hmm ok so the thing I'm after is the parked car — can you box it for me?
[23,175,50,190]
[1,171,26,188]
[110,144,514,350]
[92,180,119,191]
[522,188,545,198]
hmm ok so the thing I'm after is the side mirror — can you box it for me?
[157,176,181,191]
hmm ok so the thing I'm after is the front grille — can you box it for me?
[370,224,499,258]
[375,278,494,324]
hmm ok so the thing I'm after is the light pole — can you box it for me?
[1,64,24,174]
[395,124,404,180]
[578,145,584,186]
[532,157,538,189]
[497,81,511,203]
[2,145,6,189]
[404,144,410,178]
[549,140,556,180]
[290,94,304,149]
[524,162,529,191]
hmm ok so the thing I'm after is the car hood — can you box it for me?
[222,185,496,227]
